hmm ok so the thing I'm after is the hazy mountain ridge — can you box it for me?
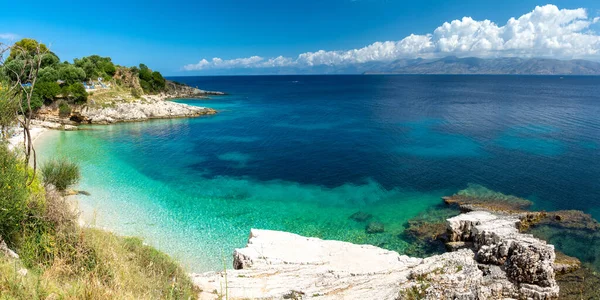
[183,56,600,75]
[364,56,600,75]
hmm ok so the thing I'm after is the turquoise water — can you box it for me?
[37,75,600,271]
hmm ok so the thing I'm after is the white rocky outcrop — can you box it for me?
[447,212,559,298]
[79,99,216,124]
[191,211,560,300]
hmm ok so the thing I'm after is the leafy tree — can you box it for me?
[40,52,60,68]
[58,65,86,85]
[3,59,25,82]
[8,38,49,60]
[138,64,152,82]
[21,90,44,112]
[65,83,87,104]
[38,67,59,83]
[151,71,166,90]
[136,64,167,94]
[74,55,116,80]
[103,62,116,76]
[82,61,98,80]
[34,81,61,102]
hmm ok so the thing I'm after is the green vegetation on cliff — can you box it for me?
[1,38,169,112]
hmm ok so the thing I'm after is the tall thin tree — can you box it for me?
[0,41,46,184]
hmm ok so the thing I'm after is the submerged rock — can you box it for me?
[349,211,372,222]
[366,221,385,234]
[537,210,600,231]
[556,265,600,300]
[400,206,459,257]
[554,251,581,274]
[443,184,533,213]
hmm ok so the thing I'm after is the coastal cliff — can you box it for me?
[192,210,561,300]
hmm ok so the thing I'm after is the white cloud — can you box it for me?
[0,33,19,41]
[183,4,600,71]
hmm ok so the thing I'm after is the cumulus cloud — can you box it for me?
[183,4,600,70]
[0,33,19,41]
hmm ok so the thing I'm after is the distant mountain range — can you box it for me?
[363,56,600,75]
[184,56,600,76]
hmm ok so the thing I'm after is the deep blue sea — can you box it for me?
[38,75,600,271]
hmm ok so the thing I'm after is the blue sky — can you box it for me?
[1,0,600,75]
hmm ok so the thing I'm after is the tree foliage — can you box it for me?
[64,83,88,104]
[137,64,167,94]
[58,64,86,85]
[74,55,116,80]
[2,38,167,107]
[34,81,61,103]
[8,39,48,60]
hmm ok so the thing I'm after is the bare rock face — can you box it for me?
[447,211,559,298]
[193,229,423,300]
[191,212,561,300]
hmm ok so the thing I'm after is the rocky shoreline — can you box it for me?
[34,86,220,126]
[192,213,560,299]
[191,186,600,300]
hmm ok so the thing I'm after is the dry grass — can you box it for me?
[1,228,198,299]
[0,170,197,300]
[87,85,141,107]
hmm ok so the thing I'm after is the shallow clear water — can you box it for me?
[38,75,600,271]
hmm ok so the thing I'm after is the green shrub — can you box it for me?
[41,158,80,192]
[37,67,59,83]
[66,83,87,104]
[18,89,44,113]
[57,101,71,117]
[58,64,86,85]
[0,144,29,243]
[131,88,141,98]
[34,81,61,103]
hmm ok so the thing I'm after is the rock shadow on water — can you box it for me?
[495,124,564,156]
[395,119,482,158]
[273,118,356,131]
[212,135,261,143]
[217,152,253,168]
[399,204,461,258]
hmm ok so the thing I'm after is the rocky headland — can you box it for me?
[164,80,225,99]
[33,82,220,126]
[191,185,600,300]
